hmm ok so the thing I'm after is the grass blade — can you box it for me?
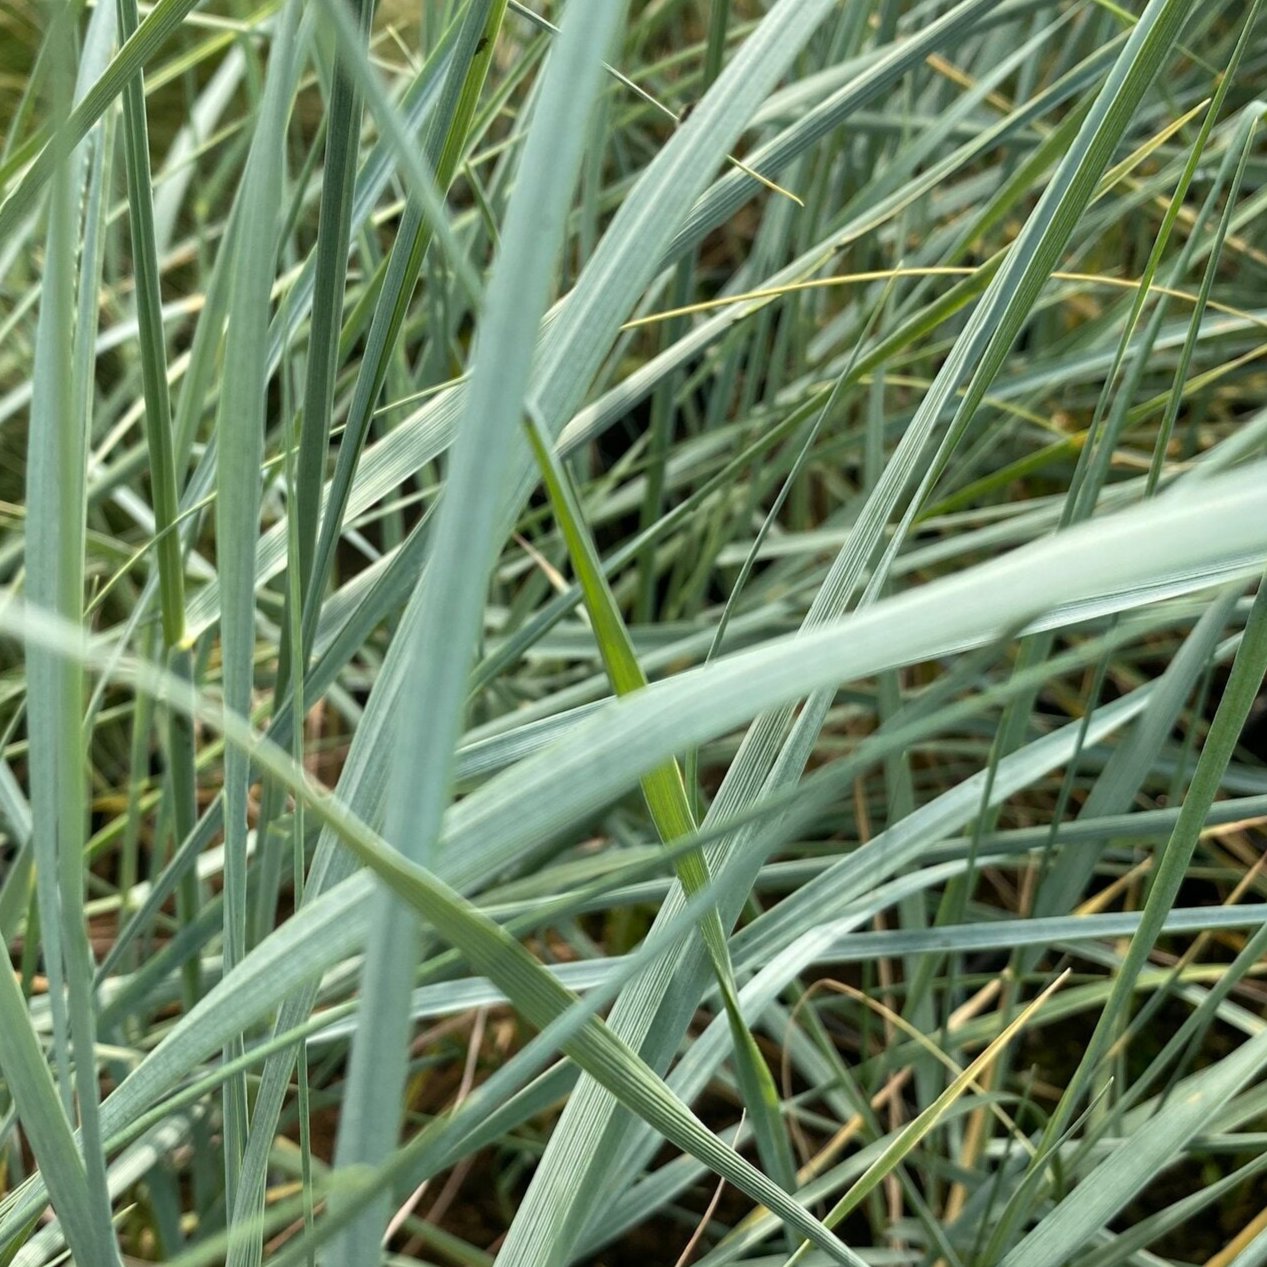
[326,3,630,1259]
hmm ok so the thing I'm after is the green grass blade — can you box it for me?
[524,411,798,1192]
[310,0,481,304]
[113,0,185,651]
[326,3,629,1259]
[19,6,121,1261]
[212,0,304,1222]
[284,0,374,644]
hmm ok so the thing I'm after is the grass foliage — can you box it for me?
[2,0,1267,1263]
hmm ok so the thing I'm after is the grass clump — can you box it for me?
[2,2,1267,1264]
